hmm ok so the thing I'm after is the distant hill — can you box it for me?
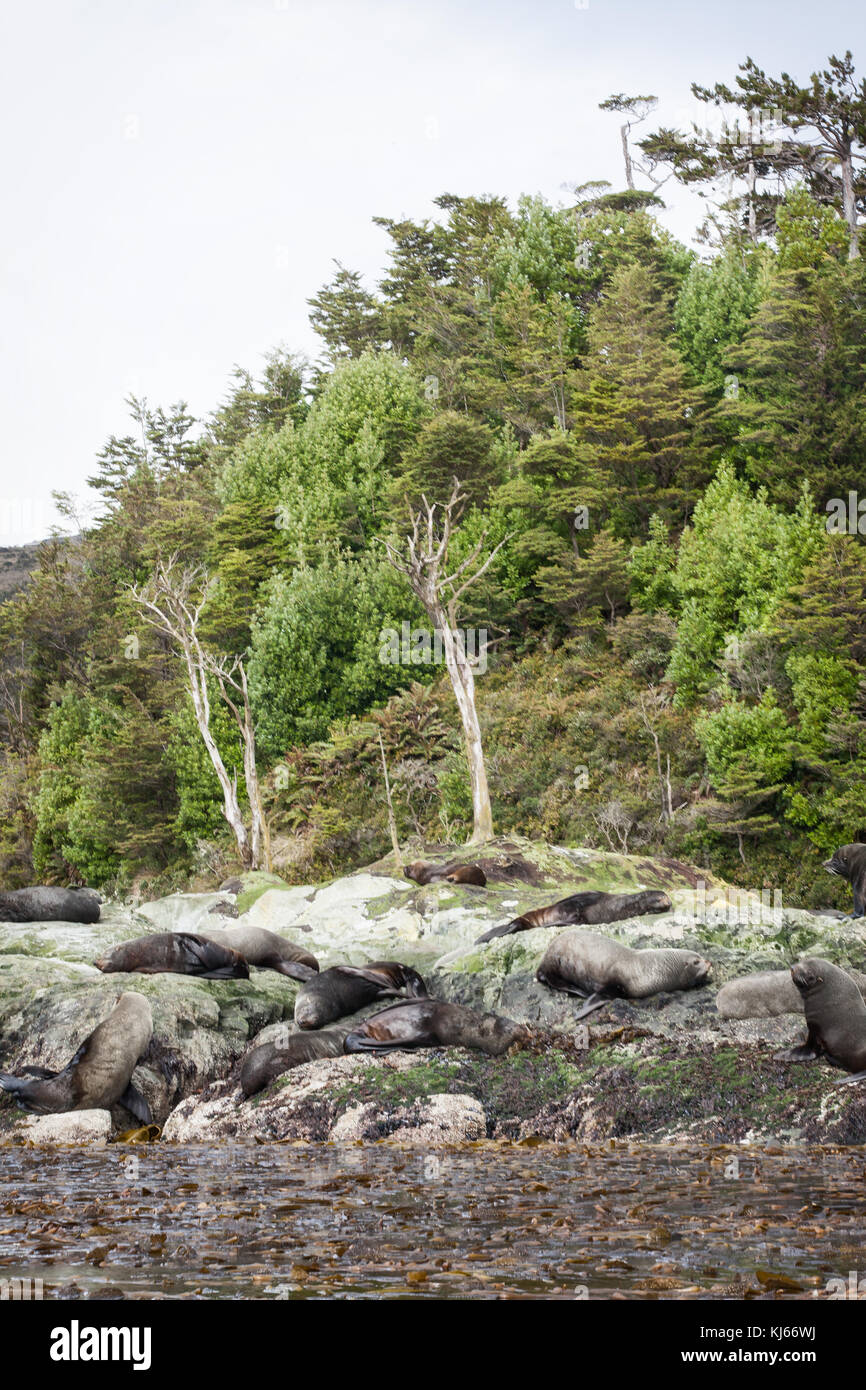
[0,540,45,599]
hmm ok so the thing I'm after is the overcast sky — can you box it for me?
[0,0,860,542]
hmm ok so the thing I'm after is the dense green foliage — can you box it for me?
[1,54,865,907]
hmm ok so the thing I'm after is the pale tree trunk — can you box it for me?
[180,632,252,867]
[384,480,508,846]
[840,152,859,260]
[621,123,634,189]
[377,730,403,870]
[747,158,757,244]
[130,558,269,871]
[218,663,271,872]
[437,603,493,844]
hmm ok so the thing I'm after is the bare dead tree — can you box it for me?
[129,557,270,870]
[383,479,510,844]
[638,688,674,823]
[377,728,403,871]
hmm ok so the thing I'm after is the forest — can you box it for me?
[1,50,865,911]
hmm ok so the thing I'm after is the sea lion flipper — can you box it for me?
[571,993,611,1022]
[175,933,248,978]
[475,921,514,943]
[118,1081,152,1125]
[276,961,319,982]
[0,1073,30,1097]
[343,1033,420,1055]
[836,1069,866,1085]
[773,1044,820,1062]
[335,965,396,988]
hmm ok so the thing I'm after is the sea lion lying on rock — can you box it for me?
[95,932,249,979]
[0,885,102,924]
[476,888,672,943]
[536,930,711,1020]
[718,966,866,1019]
[200,925,319,981]
[774,959,866,1083]
[405,860,487,887]
[0,992,153,1121]
[824,844,866,917]
[344,999,529,1056]
[295,961,428,1029]
[240,1028,351,1097]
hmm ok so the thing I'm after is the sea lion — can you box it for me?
[404,860,487,887]
[95,932,249,979]
[774,958,866,1082]
[344,999,529,1056]
[718,966,866,1019]
[0,885,102,924]
[199,925,319,981]
[294,961,428,1029]
[476,888,672,943]
[536,929,711,1020]
[823,844,866,917]
[240,1028,351,1097]
[0,992,152,1121]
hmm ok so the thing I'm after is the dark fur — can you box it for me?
[824,844,866,917]
[476,888,672,943]
[295,961,428,1029]
[536,930,711,1003]
[240,1028,350,1097]
[0,886,101,924]
[201,925,319,981]
[0,992,152,1119]
[95,932,249,979]
[404,860,487,887]
[775,958,866,1078]
[344,999,529,1056]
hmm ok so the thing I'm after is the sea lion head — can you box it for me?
[791,958,830,996]
[823,844,866,881]
[639,890,673,914]
[680,952,712,988]
[476,1012,531,1056]
[95,943,128,973]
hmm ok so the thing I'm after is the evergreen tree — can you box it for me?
[571,263,712,529]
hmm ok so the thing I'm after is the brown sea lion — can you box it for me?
[200,925,319,981]
[823,844,866,917]
[536,929,711,1020]
[0,886,101,924]
[95,932,249,979]
[404,860,487,887]
[295,961,428,1029]
[240,1028,351,1097]
[718,966,866,1019]
[343,999,529,1056]
[476,888,672,943]
[0,992,153,1121]
[774,958,866,1082]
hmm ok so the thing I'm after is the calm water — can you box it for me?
[0,1142,863,1300]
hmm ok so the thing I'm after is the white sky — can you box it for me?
[0,0,860,542]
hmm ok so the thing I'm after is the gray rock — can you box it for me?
[19,1109,112,1146]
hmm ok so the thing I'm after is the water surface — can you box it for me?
[0,1142,862,1299]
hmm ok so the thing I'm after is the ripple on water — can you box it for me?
[0,1141,862,1299]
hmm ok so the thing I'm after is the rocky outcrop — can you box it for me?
[2,837,864,1146]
